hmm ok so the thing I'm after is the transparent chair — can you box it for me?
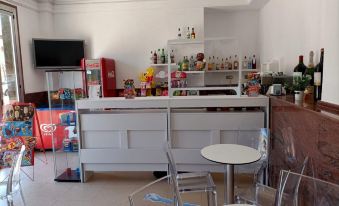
[237,155,310,206]
[164,142,217,206]
[129,174,208,206]
[0,145,26,206]
[276,170,339,206]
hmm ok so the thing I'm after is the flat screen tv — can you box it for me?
[33,39,85,69]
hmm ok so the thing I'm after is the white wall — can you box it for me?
[259,0,339,105]
[320,0,339,105]
[53,2,204,88]
[16,6,46,93]
[204,8,260,59]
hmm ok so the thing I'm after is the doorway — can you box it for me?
[0,2,24,110]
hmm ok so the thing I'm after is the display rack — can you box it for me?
[166,37,259,97]
[46,70,86,182]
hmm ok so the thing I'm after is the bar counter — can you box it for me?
[76,95,269,182]
[269,95,339,187]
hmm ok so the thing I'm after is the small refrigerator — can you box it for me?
[81,58,117,98]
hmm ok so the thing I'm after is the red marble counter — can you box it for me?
[269,95,339,187]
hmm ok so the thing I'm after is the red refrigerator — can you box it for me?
[81,58,117,98]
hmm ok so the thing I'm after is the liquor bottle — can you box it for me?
[157,49,161,63]
[215,57,220,70]
[314,48,324,101]
[306,51,315,86]
[170,50,175,63]
[191,27,196,39]
[252,55,257,69]
[243,56,248,70]
[229,56,233,70]
[207,57,213,71]
[293,55,307,83]
[150,51,153,64]
[161,48,166,64]
[153,50,157,64]
[220,58,225,70]
[225,58,230,70]
[212,56,215,70]
[182,56,189,71]
[189,55,195,71]
[186,27,191,39]
[248,57,252,69]
[177,28,182,39]
[233,55,239,70]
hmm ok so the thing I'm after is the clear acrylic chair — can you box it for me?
[0,145,26,206]
[237,155,310,206]
[276,170,339,206]
[129,175,178,206]
[164,142,217,206]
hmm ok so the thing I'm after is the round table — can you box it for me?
[201,144,261,205]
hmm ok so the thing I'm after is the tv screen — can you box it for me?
[33,39,85,69]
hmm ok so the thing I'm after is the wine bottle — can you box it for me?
[306,51,315,86]
[191,27,196,39]
[220,58,225,70]
[153,50,157,64]
[233,55,239,70]
[161,48,166,64]
[170,50,175,63]
[314,48,324,101]
[252,55,257,69]
[293,55,307,83]
[215,57,220,70]
[243,56,248,70]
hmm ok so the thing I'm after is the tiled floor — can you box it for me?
[0,152,253,206]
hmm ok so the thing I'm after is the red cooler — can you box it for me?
[81,58,117,98]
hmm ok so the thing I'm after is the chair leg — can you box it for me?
[19,182,26,206]
[6,198,13,206]
[212,190,218,206]
[207,191,211,206]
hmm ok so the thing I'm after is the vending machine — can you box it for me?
[81,58,117,98]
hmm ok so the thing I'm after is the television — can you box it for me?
[33,39,85,69]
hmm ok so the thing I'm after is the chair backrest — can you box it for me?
[163,142,183,206]
[276,170,339,206]
[275,156,309,206]
[7,145,25,196]
[237,128,270,161]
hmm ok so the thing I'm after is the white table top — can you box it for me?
[201,144,261,165]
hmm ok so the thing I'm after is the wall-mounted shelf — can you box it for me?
[168,39,204,45]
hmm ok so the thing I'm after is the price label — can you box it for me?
[314,72,321,86]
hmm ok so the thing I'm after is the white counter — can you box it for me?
[76,95,269,182]
[76,95,268,109]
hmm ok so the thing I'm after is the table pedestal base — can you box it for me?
[224,164,234,205]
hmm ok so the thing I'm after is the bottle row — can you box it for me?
[177,26,196,40]
[293,48,324,101]
[150,49,175,64]
[206,55,257,71]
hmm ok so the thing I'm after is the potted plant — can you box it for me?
[287,76,310,101]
